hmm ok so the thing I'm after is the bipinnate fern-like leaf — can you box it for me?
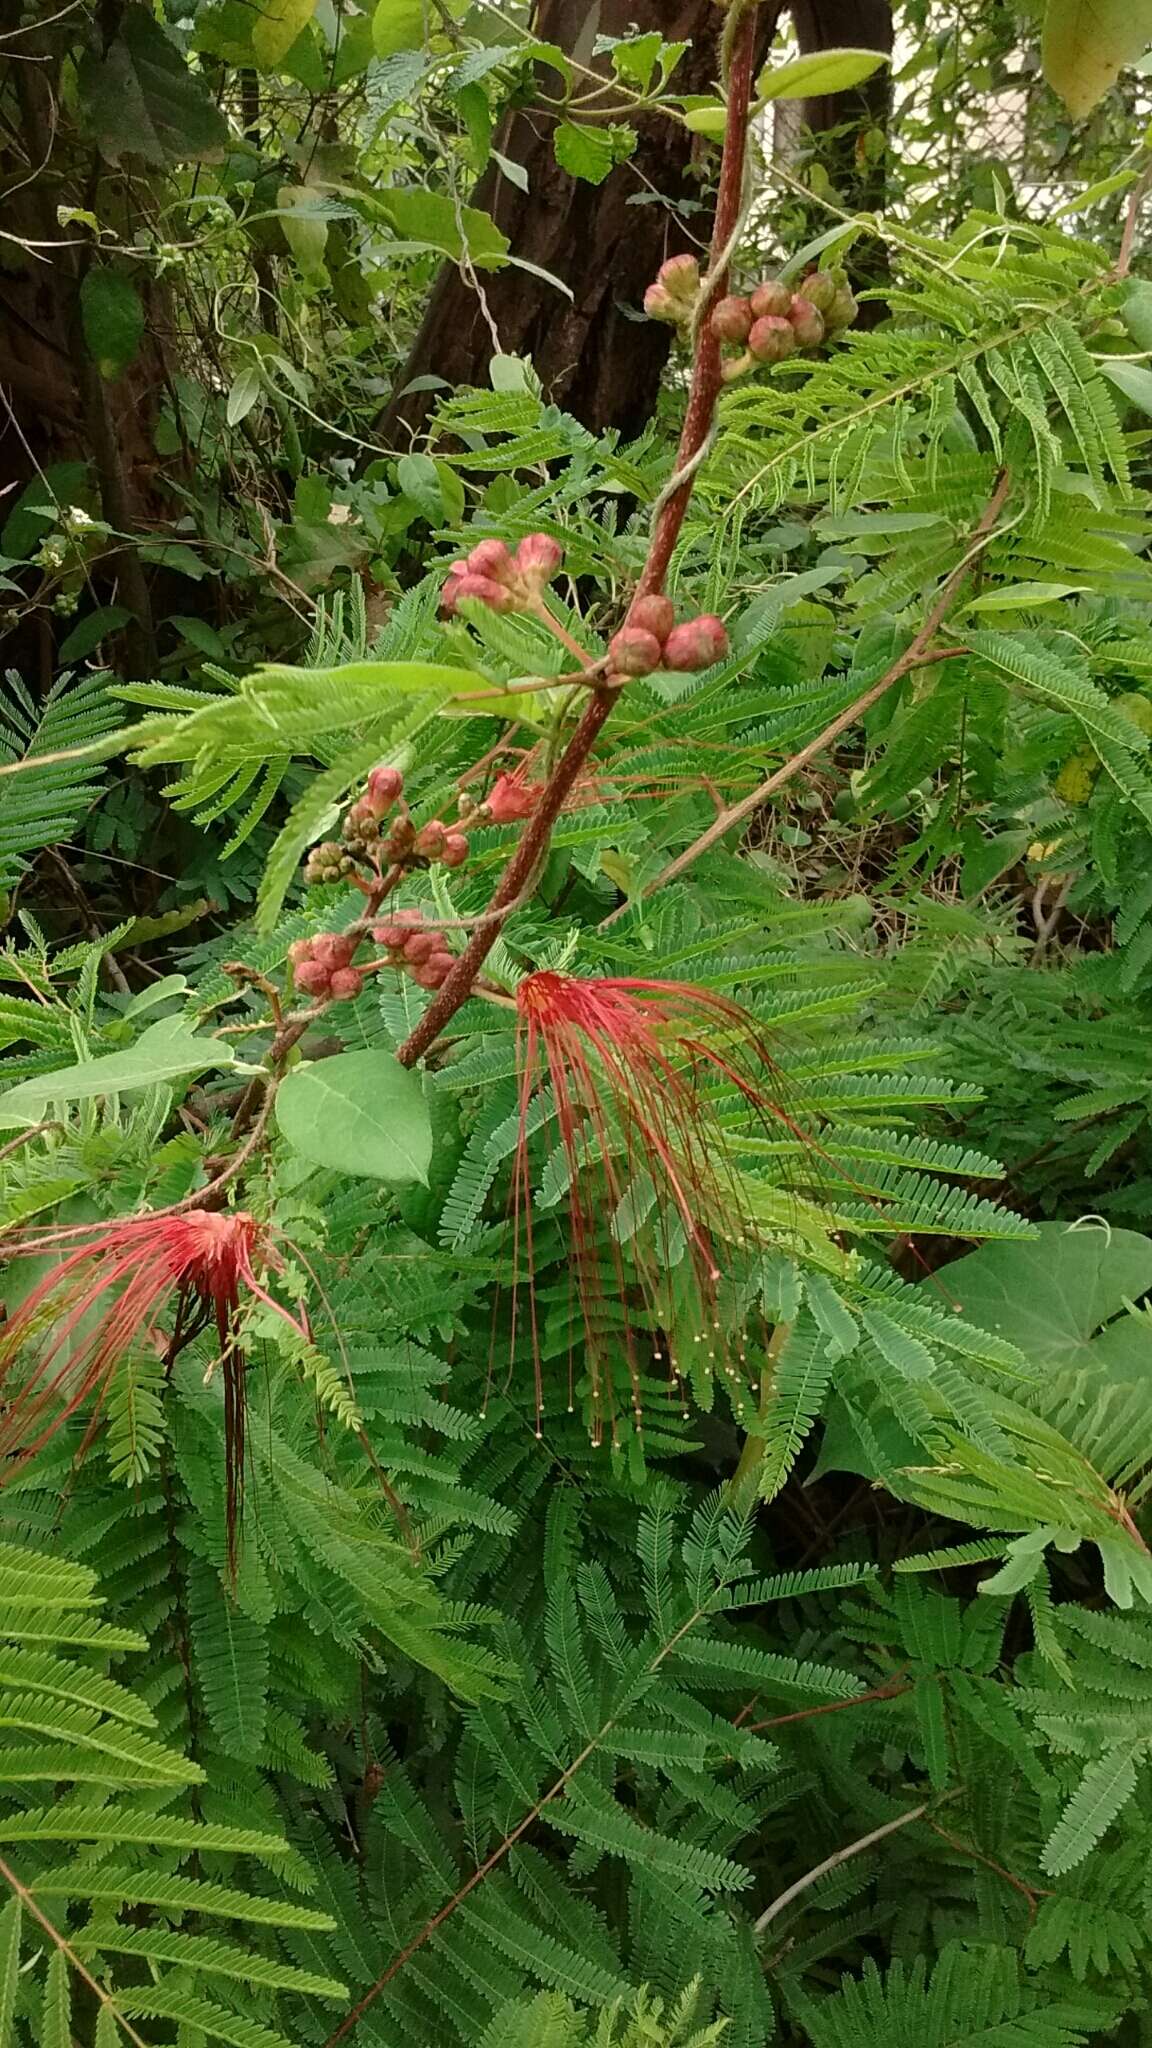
[0,670,124,887]
[789,1940,1118,2045]
[0,1537,346,2043]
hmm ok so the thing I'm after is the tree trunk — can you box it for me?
[378,0,779,447]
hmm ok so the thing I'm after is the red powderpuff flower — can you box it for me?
[0,1209,306,1564]
[508,973,782,1445]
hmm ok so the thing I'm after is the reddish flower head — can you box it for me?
[485,771,543,825]
[0,1210,306,1565]
[508,973,782,1444]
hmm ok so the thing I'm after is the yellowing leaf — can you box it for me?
[252,0,317,69]
[372,0,426,58]
[278,184,329,278]
[680,98,727,138]
[757,46,890,102]
[1041,0,1152,119]
[1114,692,1152,736]
[1054,749,1098,805]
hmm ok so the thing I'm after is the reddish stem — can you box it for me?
[394,5,760,1072]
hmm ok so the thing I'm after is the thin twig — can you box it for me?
[321,1585,731,2046]
[753,1804,929,1934]
[607,470,1013,917]
[0,1851,150,2047]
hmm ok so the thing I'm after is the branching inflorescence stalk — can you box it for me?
[393,1,763,1072]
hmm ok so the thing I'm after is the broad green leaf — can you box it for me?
[1099,358,1152,416]
[56,606,134,663]
[553,121,637,185]
[1041,0,1152,117]
[77,6,229,166]
[79,269,144,379]
[275,1050,432,1184]
[396,452,445,522]
[609,31,664,91]
[372,0,425,57]
[226,365,263,426]
[0,1018,236,1128]
[375,187,508,266]
[932,1222,1152,1381]
[758,46,890,102]
[963,581,1089,612]
[252,0,317,67]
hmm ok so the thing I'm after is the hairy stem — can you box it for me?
[394,2,761,1070]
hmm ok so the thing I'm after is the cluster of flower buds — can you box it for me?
[607,594,728,681]
[711,270,858,382]
[305,764,470,886]
[372,908,456,991]
[288,932,364,1003]
[442,533,563,617]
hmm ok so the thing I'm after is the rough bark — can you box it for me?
[377,0,780,448]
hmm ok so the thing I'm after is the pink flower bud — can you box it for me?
[288,938,313,966]
[311,931,356,970]
[328,967,363,1001]
[608,626,663,678]
[486,773,540,824]
[709,295,753,344]
[644,282,680,324]
[414,820,447,860]
[373,921,410,950]
[800,269,837,314]
[658,253,700,301]
[441,572,465,616]
[413,953,453,990]
[365,764,404,814]
[749,280,792,319]
[747,315,797,365]
[662,615,729,672]
[441,832,469,868]
[454,572,516,613]
[628,594,675,645]
[294,960,330,997]
[788,296,825,348]
[403,930,440,965]
[513,533,563,590]
[465,537,513,582]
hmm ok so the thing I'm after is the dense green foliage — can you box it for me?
[8,0,1152,2043]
